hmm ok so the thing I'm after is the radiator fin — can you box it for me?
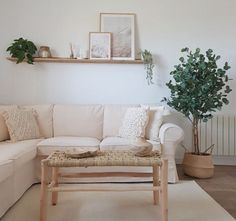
[199,115,236,156]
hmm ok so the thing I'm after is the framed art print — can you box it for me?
[89,32,111,60]
[100,13,135,60]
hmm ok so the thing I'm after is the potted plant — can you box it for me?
[141,49,155,85]
[7,37,37,64]
[163,47,232,178]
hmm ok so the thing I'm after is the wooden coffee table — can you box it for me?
[40,151,168,221]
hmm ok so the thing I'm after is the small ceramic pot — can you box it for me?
[38,46,51,58]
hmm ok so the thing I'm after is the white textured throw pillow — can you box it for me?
[119,107,149,139]
[144,106,165,141]
[2,108,41,142]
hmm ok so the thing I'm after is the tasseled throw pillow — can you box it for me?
[2,108,41,142]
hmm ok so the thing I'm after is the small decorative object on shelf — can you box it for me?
[100,13,136,60]
[69,43,80,59]
[89,32,111,60]
[141,49,155,85]
[69,43,75,59]
[79,49,88,59]
[38,46,52,58]
[6,37,37,64]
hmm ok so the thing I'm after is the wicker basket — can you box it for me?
[182,153,214,178]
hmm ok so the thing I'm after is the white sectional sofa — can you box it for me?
[0,104,184,217]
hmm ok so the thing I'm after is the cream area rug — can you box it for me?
[2,181,235,221]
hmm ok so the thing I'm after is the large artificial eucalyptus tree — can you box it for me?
[164,48,232,155]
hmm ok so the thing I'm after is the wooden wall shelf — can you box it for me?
[7,57,143,64]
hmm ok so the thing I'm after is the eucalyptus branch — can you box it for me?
[187,116,193,123]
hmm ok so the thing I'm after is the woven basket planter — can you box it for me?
[182,153,214,178]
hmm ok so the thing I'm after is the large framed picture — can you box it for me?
[89,32,111,60]
[100,13,135,60]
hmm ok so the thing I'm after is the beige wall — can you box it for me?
[0,0,235,107]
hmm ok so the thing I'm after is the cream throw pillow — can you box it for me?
[2,108,41,142]
[119,107,149,139]
[0,105,17,141]
[19,105,54,138]
[143,106,165,141]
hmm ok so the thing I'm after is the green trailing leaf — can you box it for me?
[224,62,231,70]
[222,98,229,104]
[225,85,232,93]
[163,47,232,155]
[181,47,189,52]
[6,37,37,64]
[140,49,155,85]
[196,48,200,53]
[179,57,184,62]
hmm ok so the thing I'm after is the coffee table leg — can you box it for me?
[51,167,59,206]
[40,160,48,221]
[160,159,168,221]
[152,165,159,205]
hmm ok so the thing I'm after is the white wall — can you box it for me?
[0,0,236,159]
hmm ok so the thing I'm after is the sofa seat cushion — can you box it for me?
[100,137,161,152]
[37,136,100,156]
[0,139,42,169]
[0,160,13,183]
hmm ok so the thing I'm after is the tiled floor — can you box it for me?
[177,165,236,219]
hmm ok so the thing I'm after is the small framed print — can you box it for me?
[89,32,111,60]
[100,13,135,60]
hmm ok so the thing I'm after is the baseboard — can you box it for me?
[176,156,236,166]
[212,156,236,165]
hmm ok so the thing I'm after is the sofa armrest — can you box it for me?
[159,123,184,144]
[159,123,184,183]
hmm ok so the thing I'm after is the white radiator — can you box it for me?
[199,115,236,156]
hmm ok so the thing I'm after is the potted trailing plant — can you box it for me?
[7,37,37,64]
[163,47,232,178]
[141,49,155,85]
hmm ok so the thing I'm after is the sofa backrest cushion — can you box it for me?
[53,105,104,140]
[0,105,17,141]
[19,105,54,138]
[103,104,139,138]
